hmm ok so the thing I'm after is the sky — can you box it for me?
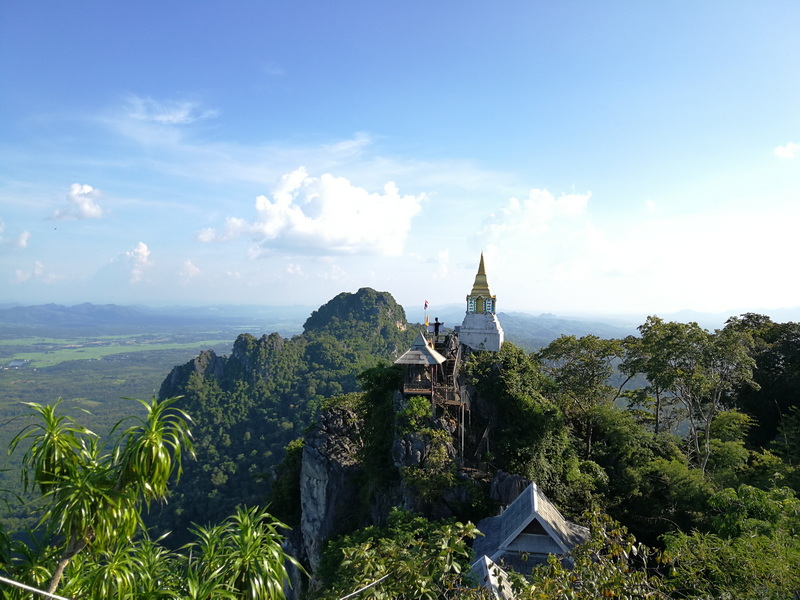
[1,1,799,321]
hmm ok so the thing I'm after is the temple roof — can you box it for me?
[472,483,589,567]
[394,332,447,365]
[469,252,493,298]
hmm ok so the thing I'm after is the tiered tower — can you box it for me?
[459,253,504,352]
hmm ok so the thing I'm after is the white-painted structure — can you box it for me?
[459,253,504,352]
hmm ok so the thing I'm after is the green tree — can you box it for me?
[315,508,480,600]
[620,323,682,435]
[725,314,800,450]
[466,343,577,504]
[515,511,670,600]
[625,317,757,473]
[664,484,800,598]
[538,335,626,459]
[8,396,193,594]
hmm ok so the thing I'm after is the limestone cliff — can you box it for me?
[299,407,364,571]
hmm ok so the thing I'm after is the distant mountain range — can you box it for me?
[2,301,797,350]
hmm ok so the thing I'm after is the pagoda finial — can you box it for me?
[470,252,491,297]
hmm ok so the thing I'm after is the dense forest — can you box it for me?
[2,289,800,599]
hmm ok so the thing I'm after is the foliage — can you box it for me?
[314,508,480,600]
[269,437,305,527]
[2,508,302,600]
[515,512,670,600]
[538,335,626,459]
[357,362,405,489]
[6,396,193,594]
[153,288,419,541]
[664,484,800,599]
[466,343,578,506]
[184,506,304,600]
[2,402,301,599]
[725,314,800,450]
[623,317,757,473]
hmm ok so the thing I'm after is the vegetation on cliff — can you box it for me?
[3,284,800,598]
[152,288,418,539]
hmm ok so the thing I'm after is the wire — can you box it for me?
[337,573,391,600]
[0,575,73,600]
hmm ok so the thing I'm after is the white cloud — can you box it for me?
[286,263,305,276]
[13,261,44,283]
[199,167,425,256]
[126,96,218,125]
[181,259,202,280]
[0,219,30,250]
[481,188,591,239]
[773,142,800,159]
[12,261,60,284]
[52,184,106,220]
[123,242,152,283]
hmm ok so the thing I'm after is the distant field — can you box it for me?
[0,328,243,517]
[1,336,235,368]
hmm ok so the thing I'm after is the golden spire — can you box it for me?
[469,252,492,297]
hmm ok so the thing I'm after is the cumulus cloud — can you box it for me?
[12,261,60,284]
[198,167,425,256]
[773,142,800,159]
[13,261,45,283]
[123,242,152,283]
[52,184,106,220]
[481,188,591,239]
[126,96,218,125]
[0,219,30,250]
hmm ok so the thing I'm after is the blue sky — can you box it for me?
[1,1,799,319]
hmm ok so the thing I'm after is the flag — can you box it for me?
[424,300,429,310]
[425,314,429,327]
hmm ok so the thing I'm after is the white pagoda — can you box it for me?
[459,253,504,352]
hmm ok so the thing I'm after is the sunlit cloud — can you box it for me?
[123,242,152,283]
[480,188,591,239]
[773,142,800,159]
[0,219,30,250]
[198,167,425,256]
[52,184,106,220]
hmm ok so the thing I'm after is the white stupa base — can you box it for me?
[459,312,504,352]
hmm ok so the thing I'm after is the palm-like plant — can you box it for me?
[8,396,194,595]
[185,506,304,600]
[114,396,195,505]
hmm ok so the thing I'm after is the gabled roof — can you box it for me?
[470,555,515,600]
[472,483,589,567]
[393,332,447,365]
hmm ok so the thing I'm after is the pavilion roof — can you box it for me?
[394,332,447,365]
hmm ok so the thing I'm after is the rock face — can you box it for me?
[158,349,225,397]
[300,407,364,571]
[489,470,532,508]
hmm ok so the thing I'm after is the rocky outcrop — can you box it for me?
[489,470,531,508]
[158,349,225,398]
[300,407,364,571]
